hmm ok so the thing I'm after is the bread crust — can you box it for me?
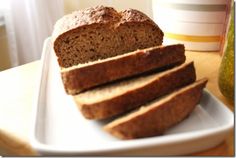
[104,79,208,139]
[52,6,161,44]
[62,44,186,95]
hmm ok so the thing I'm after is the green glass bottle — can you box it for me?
[218,5,234,102]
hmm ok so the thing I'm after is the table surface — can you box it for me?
[0,51,234,156]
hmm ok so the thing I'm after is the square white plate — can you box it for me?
[30,38,234,156]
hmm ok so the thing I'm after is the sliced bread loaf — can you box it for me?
[74,62,196,120]
[52,6,163,68]
[62,44,186,95]
[104,78,208,139]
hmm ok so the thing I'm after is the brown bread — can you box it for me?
[74,62,196,120]
[62,44,186,94]
[52,6,163,68]
[104,78,208,139]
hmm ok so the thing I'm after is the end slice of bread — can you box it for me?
[104,78,208,139]
[62,44,186,95]
[74,62,196,120]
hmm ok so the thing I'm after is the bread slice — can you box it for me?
[62,44,186,95]
[74,62,196,120]
[52,6,163,68]
[104,78,208,139]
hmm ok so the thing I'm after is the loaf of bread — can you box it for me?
[74,62,196,120]
[62,44,186,94]
[104,78,208,139]
[52,6,208,140]
[52,6,164,68]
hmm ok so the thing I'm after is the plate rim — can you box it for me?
[29,37,234,154]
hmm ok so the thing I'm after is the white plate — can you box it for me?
[30,38,234,156]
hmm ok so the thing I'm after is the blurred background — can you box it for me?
[0,0,152,71]
[0,0,233,71]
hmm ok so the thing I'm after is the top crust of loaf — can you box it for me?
[52,6,160,42]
